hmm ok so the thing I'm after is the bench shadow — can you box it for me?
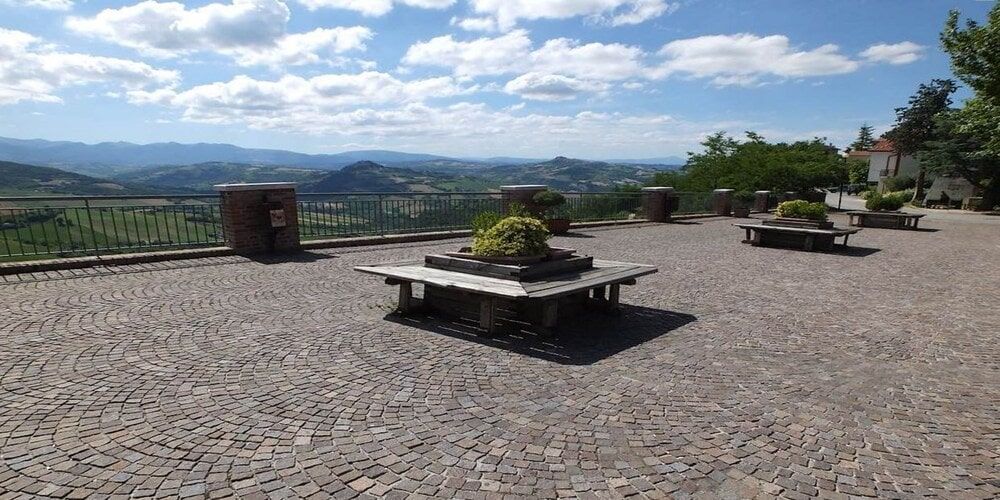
[385,304,696,365]
[833,246,882,257]
[246,251,338,264]
[557,232,597,238]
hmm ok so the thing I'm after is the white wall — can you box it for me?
[867,152,893,182]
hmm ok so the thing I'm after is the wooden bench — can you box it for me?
[846,211,925,229]
[355,259,657,334]
[735,223,860,251]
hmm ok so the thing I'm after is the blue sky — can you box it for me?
[0,0,994,159]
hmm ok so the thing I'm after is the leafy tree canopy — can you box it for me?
[884,79,957,155]
[647,131,845,193]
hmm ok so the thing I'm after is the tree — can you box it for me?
[938,4,1000,207]
[918,110,1000,208]
[648,131,846,193]
[884,79,957,202]
[849,124,876,151]
[847,158,870,184]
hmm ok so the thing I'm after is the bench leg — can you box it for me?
[803,234,815,251]
[479,297,497,335]
[592,286,606,300]
[397,282,412,314]
[743,227,751,243]
[541,300,558,329]
[842,234,850,247]
[607,284,621,315]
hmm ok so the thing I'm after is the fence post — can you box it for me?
[753,190,771,213]
[641,187,674,222]
[712,189,735,216]
[500,185,548,217]
[214,183,300,254]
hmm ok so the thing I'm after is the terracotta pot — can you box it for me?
[545,218,571,234]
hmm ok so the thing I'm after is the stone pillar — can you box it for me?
[783,191,798,203]
[500,185,548,217]
[214,182,300,254]
[753,190,771,213]
[712,189,734,216]
[642,187,674,222]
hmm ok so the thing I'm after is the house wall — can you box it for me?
[867,152,893,182]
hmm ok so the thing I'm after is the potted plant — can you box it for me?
[532,189,570,235]
[452,216,555,264]
[732,191,755,218]
[769,200,832,229]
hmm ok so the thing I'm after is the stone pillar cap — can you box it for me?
[713,188,735,193]
[214,182,298,192]
[755,190,771,194]
[500,185,548,191]
[641,186,674,192]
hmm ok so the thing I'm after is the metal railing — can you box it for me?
[673,191,714,214]
[0,195,223,260]
[297,192,503,239]
[550,192,644,222]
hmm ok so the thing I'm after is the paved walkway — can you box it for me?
[1,215,998,499]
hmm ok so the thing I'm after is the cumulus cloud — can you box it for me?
[458,0,678,32]
[403,30,643,99]
[2,0,73,10]
[66,0,372,67]
[127,71,475,118]
[860,42,925,65]
[295,0,454,16]
[503,73,608,101]
[651,34,860,86]
[0,28,178,105]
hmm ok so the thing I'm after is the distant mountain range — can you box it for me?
[0,136,686,196]
[0,136,684,174]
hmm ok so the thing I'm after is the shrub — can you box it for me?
[865,192,906,211]
[733,191,756,208]
[532,190,566,208]
[860,189,878,200]
[471,211,501,237]
[505,202,538,219]
[883,175,916,192]
[775,200,828,221]
[471,216,550,257]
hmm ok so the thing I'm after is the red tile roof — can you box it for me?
[869,138,895,152]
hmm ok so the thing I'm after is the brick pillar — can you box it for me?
[500,185,548,217]
[214,183,300,254]
[753,190,771,213]
[642,187,674,222]
[712,189,734,216]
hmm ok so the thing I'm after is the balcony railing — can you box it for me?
[1,190,714,261]
[0,195,223,260]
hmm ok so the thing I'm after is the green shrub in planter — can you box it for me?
[532,190,566,216]
[775,200,828,221]
[865,192,906,211]
[471,211,501,237]
[471,216,550,257]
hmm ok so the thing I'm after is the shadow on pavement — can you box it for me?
[386,304,696,365]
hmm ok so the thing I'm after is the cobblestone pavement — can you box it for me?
[1,215,998,499]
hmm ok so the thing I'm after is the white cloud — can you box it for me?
[610,0,677,26]
[295,0,454,16]
[450,16,498,32]
[2,0,73,10]
[128,71,474,115]
[0,28,178,105]
[651,34,860,86]
[461,0,678,32]
[404,31,642,100]
[402,30,533,77]
[66,0,372,67]
[860,42,925,65]
[504,73,608,101]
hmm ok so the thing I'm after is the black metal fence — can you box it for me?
[0,195,223,260]
[2,190,715,261]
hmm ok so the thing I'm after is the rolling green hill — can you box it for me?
[303,161,493,193]
[0,161,160,196]
[483,156,659,191]
[116,162,328,192]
